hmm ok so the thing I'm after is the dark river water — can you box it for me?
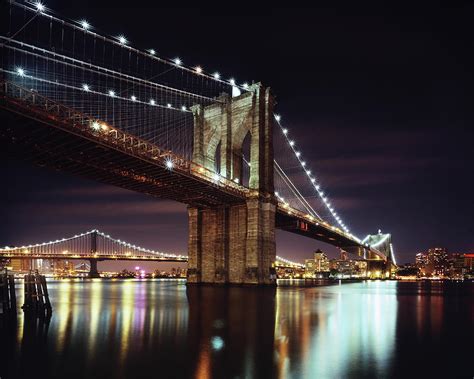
[0,279,473,378]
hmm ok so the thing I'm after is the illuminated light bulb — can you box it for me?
[275,191,279,196]
[295,152,301,157]
[118,35,127,45]
[82,84,90,91]
[213,72,220,79]
[229,78,236,86]
[165,159,174,169]
[311,178,316,183]
[301,162,306,167]
[91,121,100,130]
[320,191,324,196]
[131,95,137,101]
[167,103,172,108]
[108,90,115,97]
[174,57,182,65]
[306,170,311,175]
[16,67,25,77]
[101,123,108,131]
[150,99,155,105]
[233,178,239,183]
[274,114,281,122]
[195,66,203,74]
[181,105,186,111]
[148,49,156,55]
[289,140,295,146]
[242,82,249,89]
[80,20,90,30]
[283,128,288,134]
[315,185,320,190]
[213,173,220,181]
[35,2,45,12]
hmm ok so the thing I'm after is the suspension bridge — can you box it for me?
[0,1,396,284]
[0,229,305,277]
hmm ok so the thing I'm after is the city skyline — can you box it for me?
[1,4,473,266]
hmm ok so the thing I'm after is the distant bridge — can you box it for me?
[0,229,305,277]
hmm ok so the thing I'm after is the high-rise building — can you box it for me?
[304,249,330,278]
[305,259,316,277]
[314,250,330,273]
[416,248,449,277]
[465,254,474,271]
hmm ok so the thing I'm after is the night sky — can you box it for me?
[1,4,473,268]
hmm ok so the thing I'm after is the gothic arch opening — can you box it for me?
[240,132,251,187]
[214,140,221,174]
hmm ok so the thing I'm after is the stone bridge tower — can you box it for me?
[187,83,276,285]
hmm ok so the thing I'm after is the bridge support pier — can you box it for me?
[88,259,100,278]
[187,83,276,285]
[187,196,276,285]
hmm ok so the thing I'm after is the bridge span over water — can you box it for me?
[0,1,396,284]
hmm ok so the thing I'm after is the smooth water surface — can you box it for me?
[1,280,473,378]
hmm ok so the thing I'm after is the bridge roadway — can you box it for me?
[0,253,302,270]
[0,81,384,261]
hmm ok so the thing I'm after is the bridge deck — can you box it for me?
[0,81,386,261]
[0,81,248,208]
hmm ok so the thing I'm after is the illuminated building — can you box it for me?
[304,249,330,278]
[417,248,449,277]
[314,250,330,272]
[465,254,474,271]
[329,259,368,278]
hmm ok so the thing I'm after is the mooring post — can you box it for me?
[36,271,45,310]
[8,274,16,314]
[0,270,7,313]
[40,275,52,313]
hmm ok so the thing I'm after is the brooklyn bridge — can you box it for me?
[0,1,396,284]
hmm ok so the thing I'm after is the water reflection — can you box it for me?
[274,282,398,378]
[186,286,276,378]
[0,280,472,378]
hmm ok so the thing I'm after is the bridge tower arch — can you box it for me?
[188,83,276,285]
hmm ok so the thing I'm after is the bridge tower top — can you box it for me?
[191,83,275,195]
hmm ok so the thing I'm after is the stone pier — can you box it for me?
[187,84,277,285]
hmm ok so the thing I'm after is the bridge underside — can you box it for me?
[0,106,383,262]
[0,85,386,286]
[0,103,245,208]
[275,210,382,260]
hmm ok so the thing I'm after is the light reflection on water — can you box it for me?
[0,279,472,378]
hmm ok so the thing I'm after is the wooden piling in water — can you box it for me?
[22,271,52,317]
[8,274,16,314]
[0,269,17,316]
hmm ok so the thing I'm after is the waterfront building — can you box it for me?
[304,249,330,278]
[329,259,368,278]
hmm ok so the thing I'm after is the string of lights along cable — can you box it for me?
[2,0,361,244]
[0,229,305,268]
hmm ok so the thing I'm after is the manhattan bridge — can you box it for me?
[0,1,396,284]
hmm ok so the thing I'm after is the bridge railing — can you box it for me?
[0,80,249,198]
